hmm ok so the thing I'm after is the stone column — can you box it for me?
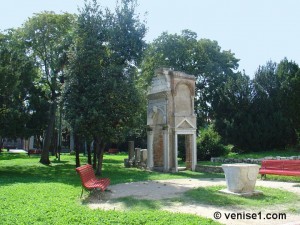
[128,141,134,160]
[174,132,178,173]
[141,149,147,163]
[185,135,192,170]
[134,148,141,166]
[29,136,34,149]
[192,132,197,171]
[147,130,153,169]
[163,129,169,172]
[135,148,141,164]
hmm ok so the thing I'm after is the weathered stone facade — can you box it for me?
[147,68,197,172]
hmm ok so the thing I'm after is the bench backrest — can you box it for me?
[261,160,284,170]
[261,160,300,171]
[76,164,96,185]
[283,160,300,171]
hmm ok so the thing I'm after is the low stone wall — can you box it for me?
[195,165,223,173]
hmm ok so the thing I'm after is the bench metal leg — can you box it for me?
[261,174,266,180]
[80,187,84,198]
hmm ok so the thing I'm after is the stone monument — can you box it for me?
[147,68,197,172]
[221,163,262,196]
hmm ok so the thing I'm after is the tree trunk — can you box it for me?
[0,137,2,152]
[74,135,80,167]
[40,102,56,165]
[87,142,92,165]
[93,141,97,169]
[94,136,106,175]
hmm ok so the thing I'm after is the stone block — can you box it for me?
[222,163,260,195]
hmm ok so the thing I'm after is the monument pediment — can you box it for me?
[176,119,195,129]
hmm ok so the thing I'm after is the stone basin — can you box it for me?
[221,163,261,196]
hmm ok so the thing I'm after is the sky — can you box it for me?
[0,0,299,78]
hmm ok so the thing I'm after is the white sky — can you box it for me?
[0,0,299,77]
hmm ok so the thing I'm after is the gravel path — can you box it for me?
[88,178,300,225]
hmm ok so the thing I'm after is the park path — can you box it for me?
[88,178,300,225]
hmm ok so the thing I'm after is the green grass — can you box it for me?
[0,152,222,225]
[184,185,299,208]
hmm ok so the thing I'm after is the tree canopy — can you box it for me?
[0,29,45,140]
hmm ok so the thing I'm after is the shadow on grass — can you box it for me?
[112,196,162,210]
[0,163,81,187]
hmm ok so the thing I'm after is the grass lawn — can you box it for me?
[0,152,222,225]
[184,185,299,208]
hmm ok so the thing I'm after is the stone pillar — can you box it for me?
[192,133,197,171]
[128,141,134,160]
[185,135,192,170]
[135,148,141,163]
[163,129,169,172]
[140,149,148,163]
[29,136,34,149]
[147,131,154,169]
[174,133,178,172]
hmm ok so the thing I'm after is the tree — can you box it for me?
[277,58,300,143]
[213,71,252,148]
[21,12,76,164]
[0,29,44,141]
[211,59,300,151]
[219,60,298,151]
[64,0,146,174]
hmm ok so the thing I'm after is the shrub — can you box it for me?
[197,126,227,160]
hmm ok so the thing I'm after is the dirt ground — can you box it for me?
[87,178,300,225]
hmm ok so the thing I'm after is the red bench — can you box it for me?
[28,149,42,156]
[108,148,119,154]
[259,160,300,179]
[75,164,110,198]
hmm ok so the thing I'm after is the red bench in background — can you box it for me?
[75,164,110,198]
[108,148,119,154]
[28,149,42,156]
[259,160,300,179]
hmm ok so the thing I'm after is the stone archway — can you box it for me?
[147,68,197,172]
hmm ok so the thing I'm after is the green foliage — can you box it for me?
[64,0,147,173]
[214,59,300,151]
[0,30,46,139]
[197,126,227,160]
[0,153,222,225]
[185,185,299,208]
